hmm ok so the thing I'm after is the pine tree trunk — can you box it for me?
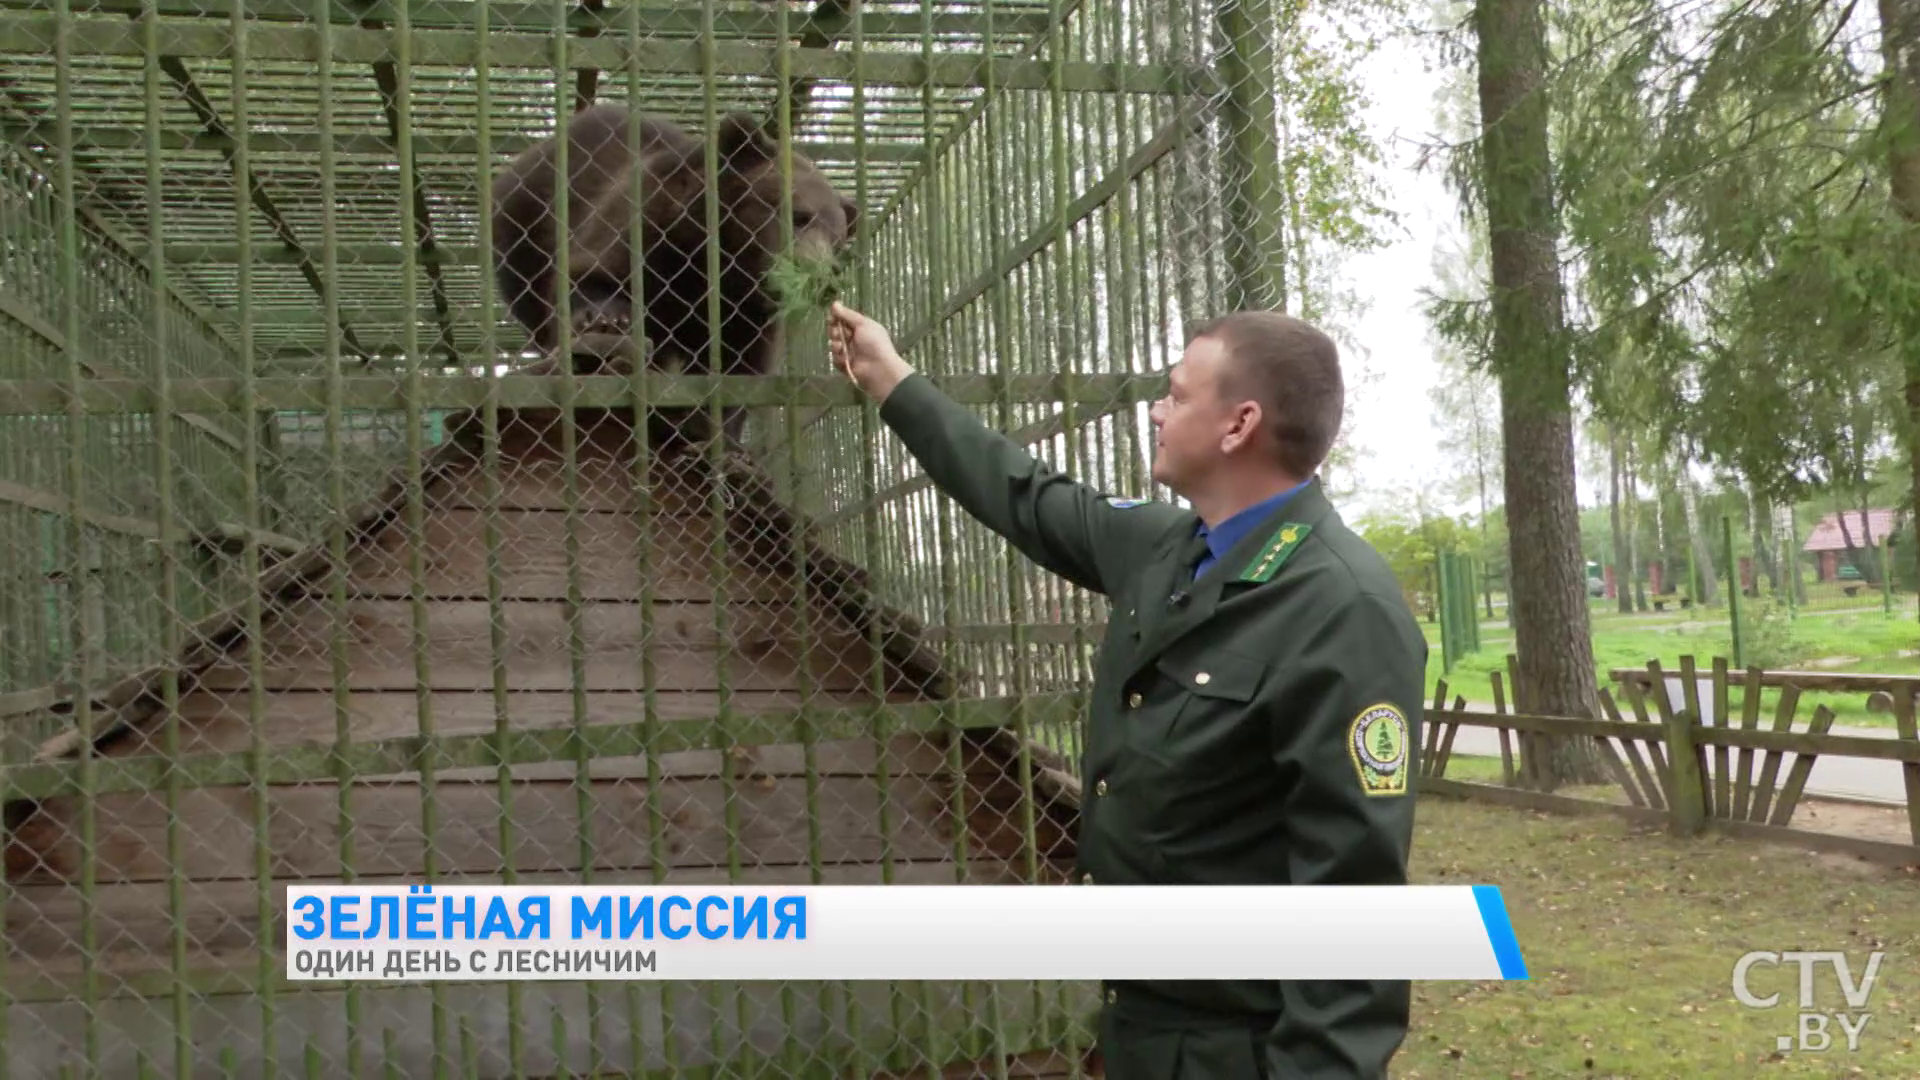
[1747,480,1775,592]
[1610,429,1633,614]
[1472,0,1605,788]
[1882,0,1920,608]
[1653,458,1669,597]
[1478,426,1496,619]
[1626,442,1646,611]
[1680,460,1719,605]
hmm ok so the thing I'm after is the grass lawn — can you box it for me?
[1401,795,1920,1077]
[1423,599,1920,730]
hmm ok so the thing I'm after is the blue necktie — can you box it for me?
[1191,527,1215,582]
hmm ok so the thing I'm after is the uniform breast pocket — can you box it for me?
[1126,648,1269,771]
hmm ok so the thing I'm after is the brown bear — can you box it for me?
[489,103,859,452]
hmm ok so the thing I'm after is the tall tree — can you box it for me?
[1460,0,1605,786]
[1880,0,1920,600]
[1549,0,1910,604]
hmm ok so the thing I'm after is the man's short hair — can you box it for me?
[1188,309,1345,477]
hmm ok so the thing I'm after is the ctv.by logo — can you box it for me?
[1731,950,1885,1054]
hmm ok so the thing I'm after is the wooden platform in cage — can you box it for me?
[0,403,1085,1079]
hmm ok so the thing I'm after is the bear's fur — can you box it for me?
[490,104,859,451]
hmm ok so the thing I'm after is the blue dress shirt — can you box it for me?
[1193,478,1311,581]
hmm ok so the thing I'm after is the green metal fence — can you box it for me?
[0,0,1292,1075]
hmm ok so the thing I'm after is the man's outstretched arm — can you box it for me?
[829,303,1188,596]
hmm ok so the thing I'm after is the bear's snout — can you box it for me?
[789,228,842,268]
[569,273,633,338]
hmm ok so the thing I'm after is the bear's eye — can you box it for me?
[794,209,817,231]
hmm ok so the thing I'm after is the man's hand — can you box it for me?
[828,302,915,404]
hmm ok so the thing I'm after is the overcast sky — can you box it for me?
[1333,31,1467,523]
[1330,29,1611,524]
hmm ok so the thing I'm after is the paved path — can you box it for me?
[1437,704,1913,806]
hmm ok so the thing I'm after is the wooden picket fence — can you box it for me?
[1416,654,1920,866]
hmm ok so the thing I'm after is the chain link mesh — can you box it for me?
[0,0,1280,1074]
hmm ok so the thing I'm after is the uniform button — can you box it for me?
[1127,692,1143,708]
[1094,779,1108,796]
[1082,872,1095,884]
[1194,671,1211,685]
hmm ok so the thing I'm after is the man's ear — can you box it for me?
[714,112,774,169]
[1222,401,1262,454]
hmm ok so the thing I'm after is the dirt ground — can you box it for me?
[1791,797,1917,846]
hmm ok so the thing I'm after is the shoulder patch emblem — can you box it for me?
[1104,496,1152,508]
[1239,521,1312,583]
[1348,702,1410,797]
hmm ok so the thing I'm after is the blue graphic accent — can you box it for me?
[1472,885,1528,979]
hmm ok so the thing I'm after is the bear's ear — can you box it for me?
[714,112,775,169]
[841,196,860,241]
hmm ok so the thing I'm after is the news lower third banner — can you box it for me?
[287,884,1529,982]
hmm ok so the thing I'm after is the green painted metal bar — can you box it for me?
[0,495,11,1073]
[0,353,1121,407]
[0,372,1167,416]
[0,12,1211,96]
[542,0,608,1066]
[49,0,106,1069]
[469,0,529,1068]
[882,175,942,1076]
[386,0,455,1072]
[699,0,753,1065]
[768,0,821,1069]
[612,0,679,1070]
[6,124,929,165]
[1049,0,1088,814]
[911,0,979,1060]
[0,0,1057,38]
[306,0,365,1067]
[978,7,1019,1072]
[138,5,195,1074]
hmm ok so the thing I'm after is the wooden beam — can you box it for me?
[1422,778,1920,869]
[1610,666,1920,694]
[1429,703,1920,762]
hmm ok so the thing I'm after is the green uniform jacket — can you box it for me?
[877,373,1428,1079]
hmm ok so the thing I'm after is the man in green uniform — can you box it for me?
[826,302,1426,1079]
